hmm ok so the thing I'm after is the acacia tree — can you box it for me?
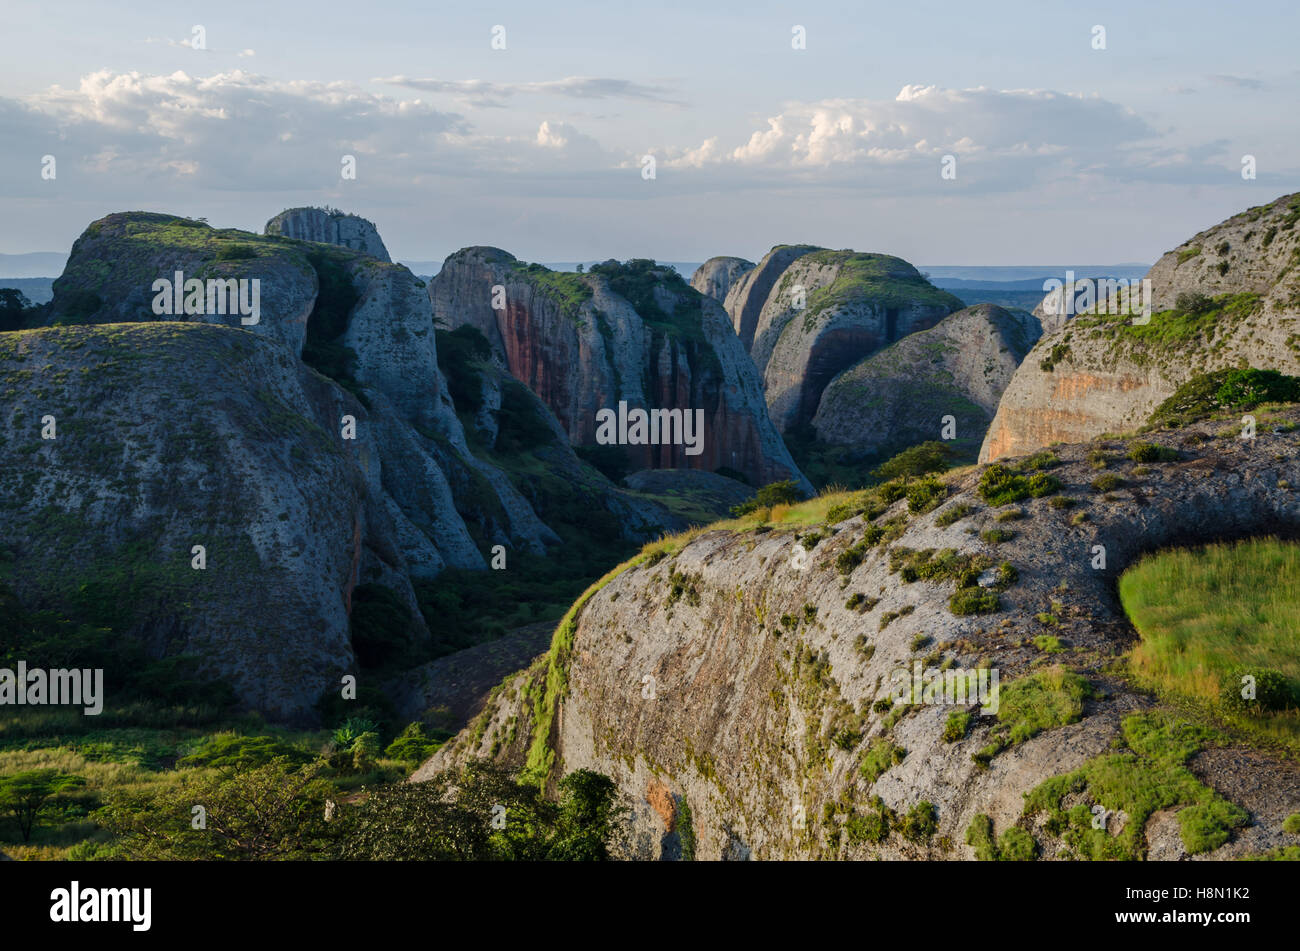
[0,769,85,843]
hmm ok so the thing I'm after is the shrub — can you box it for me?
[1091,473,1122,493]
[935,503,974,527]
[1127,441,1178,463]
[996,508,1025,522]
[860,739,906,783]
[906,476,948,514]
[383,722,443,764]
[950,587,1000,616]
[943,710,972,743]
[729,479,804,517]
[965,814,997,860]
[872,441,956,482]
[981,528,1014,544]
[214,243,258,261]
[900,801,938,843]
[996,826,1038,861]
[1033,635,1065,653]
[978,465,1061,506]
[1219,667,1298,714]
[177,733,311,770]
[1048,495,1077,509]
[1283,813,1300,835]
[910,633,931,651]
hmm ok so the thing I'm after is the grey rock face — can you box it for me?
[430,249,811,492]
[265,207,391,262]
[424,412,1300,859]
[812,304,1041,458]
[723,244,822,352]
[0,322,394,718]
[982,193,1300,462]
[744,250,964,432]
[690,256,755,303]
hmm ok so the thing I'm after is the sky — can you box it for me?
[2,0,1298,266]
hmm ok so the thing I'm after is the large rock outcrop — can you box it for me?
[13,212,681,717]
[723,244,822,351]
[0,322,380,718]
[422,411,1300,860]
[430,250,810,492]
[982,193,1300,462]
[744,250,965,432]
[690,256,754,303]
[813,304,1041,459]
[265,206,391,262]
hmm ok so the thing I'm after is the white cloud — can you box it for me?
[377,75,686,107]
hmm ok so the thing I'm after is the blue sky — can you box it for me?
[2,0,1298,265]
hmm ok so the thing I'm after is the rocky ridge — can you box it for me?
[421,410,1300,860]
[982,193,1300,462]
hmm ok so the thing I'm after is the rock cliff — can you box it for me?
[690,256,754,303]
[813,304,1041,459]
[12,212,685,717]
[748,250,965,432]
[982,194,1300,462]
[264,206,391,262]
[429,249,810,492]
[421,410,1300,859]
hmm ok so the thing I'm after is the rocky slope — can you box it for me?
[421,410,1300,860]
[690,256,754,303]
[723,245,823,352]
[429,250,810,492]
[747,250,965,432]
[12,212,679,717]
[264,206,391,262]
[982,193,1300,462]
[812,304,1041,459]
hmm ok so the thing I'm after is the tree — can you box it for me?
[730,479,804,517]
[0,770,85,842]
[95,758,335,860]
[549,769,626,860]
[872,441,957,482]
[0,288,31,332]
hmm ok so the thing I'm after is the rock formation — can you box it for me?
[813,304,1041,459]
[690,256,754,303]
[14,212,680,717]
[265,206,391,262]
[759,251,965,432]
[982,193,1300,462]
[421,410,1300,860]
[429,249,810,492]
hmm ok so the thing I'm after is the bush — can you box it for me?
[900,801,938,843]
[978,465,1061,506]
[906,476,947,514]
[384,722,444,764]
[860,739,906,783]
[981,528,1014,544]
[1219,667,1298,714]
[1091,473,1122,493]
[214,243,258,261]
[943,710,972,743]
[950,587,1000,616]
[996,826,1038,861]
[872,441,957,482]
[935,503,973,527]
[177,733,311,770]
[730,479,804,517]
[1127,441,1177,463]
[1283,813,1300,835]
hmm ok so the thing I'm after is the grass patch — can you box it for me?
[973,666,1091,767]
[1120,538,1300,754]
